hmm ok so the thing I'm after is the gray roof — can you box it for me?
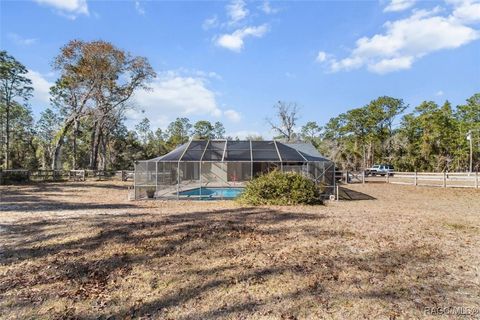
[284,143,329,161]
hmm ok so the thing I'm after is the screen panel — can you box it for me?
[160,144,188,161]
[187,140,208,150]
[297,151,328,162]
[251,141,279,161]
[202,140,226,161]
[227,141,251,150]
[224,140,251,161]
[276,142,306,161]
[181,141,208,161]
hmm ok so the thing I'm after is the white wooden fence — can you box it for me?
[387,171,479,189]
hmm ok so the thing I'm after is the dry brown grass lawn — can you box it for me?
[1,181,479,319]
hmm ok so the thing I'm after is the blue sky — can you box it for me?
[1,0,479,138]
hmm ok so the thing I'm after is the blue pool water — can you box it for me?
[178,187,244,199]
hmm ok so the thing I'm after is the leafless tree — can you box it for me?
[267,101,300,142]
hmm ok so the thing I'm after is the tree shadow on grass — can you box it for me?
[57,182,131,190]
[338,186,376,201]
[0,184,136,212]
[0,203,461,320]
[105,244,450,320]
[0,201,138,212]
[0,207,324,266]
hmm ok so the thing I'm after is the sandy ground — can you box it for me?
[0,181,479,319]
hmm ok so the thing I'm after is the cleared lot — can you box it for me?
[1,181,479,319]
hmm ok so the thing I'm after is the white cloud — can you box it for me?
[205,0,273,52]
[316,51,327,62]
[436,90,445,96]
[216,24,269,52]
[7,33,37,46]
[128,70,240,129]
[226,0,249,24]
[35,0,89,18]
[224,109,242,122]
[384,0,416,12]
[260,1,279,15]
[27,70,53,106]
[134,72,221,117]
[449,0,480,24]
[168,68,222,81]
[368,56,414,74]
[322,2,480,74]
[134,1,145,15]
[202,15,219,30]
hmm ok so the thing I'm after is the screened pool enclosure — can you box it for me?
[134,140,335,200]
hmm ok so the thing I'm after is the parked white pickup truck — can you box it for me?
[365,164,394,176]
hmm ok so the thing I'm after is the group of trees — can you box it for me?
[0,43,234,171]
[133,117,227,161]
[295,95,479,172]
[238,97,479,172]
[1,41,156,171]
[1,41,478,172]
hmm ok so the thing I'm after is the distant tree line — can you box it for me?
[295,95,480,172]
[1,41,478,172]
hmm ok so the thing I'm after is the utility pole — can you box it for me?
[467,131,473,174]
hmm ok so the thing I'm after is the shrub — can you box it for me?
[238,170,322,206]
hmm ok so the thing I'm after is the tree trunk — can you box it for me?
[42,146,47,170]
[72,119,79,170]
[51,118,74,170]
[100,133,108,171]
[89,122,96,169]
[362,144,366,170]
[89,122,102,170]
[371,142,375,167]
[4,102,10,169]
[366,142,372,168]
[51,136,64,170]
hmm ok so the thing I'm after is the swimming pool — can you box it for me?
[178,187,244,200]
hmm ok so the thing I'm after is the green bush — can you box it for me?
[238,170,322,206]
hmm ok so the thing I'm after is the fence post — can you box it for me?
[476,170,479,189]
[133,163,137,200]
[336,185,339,201]
[443,171,447,188]
[345,171,348,184]
[414,170,417,186]
[362,170,365,184]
